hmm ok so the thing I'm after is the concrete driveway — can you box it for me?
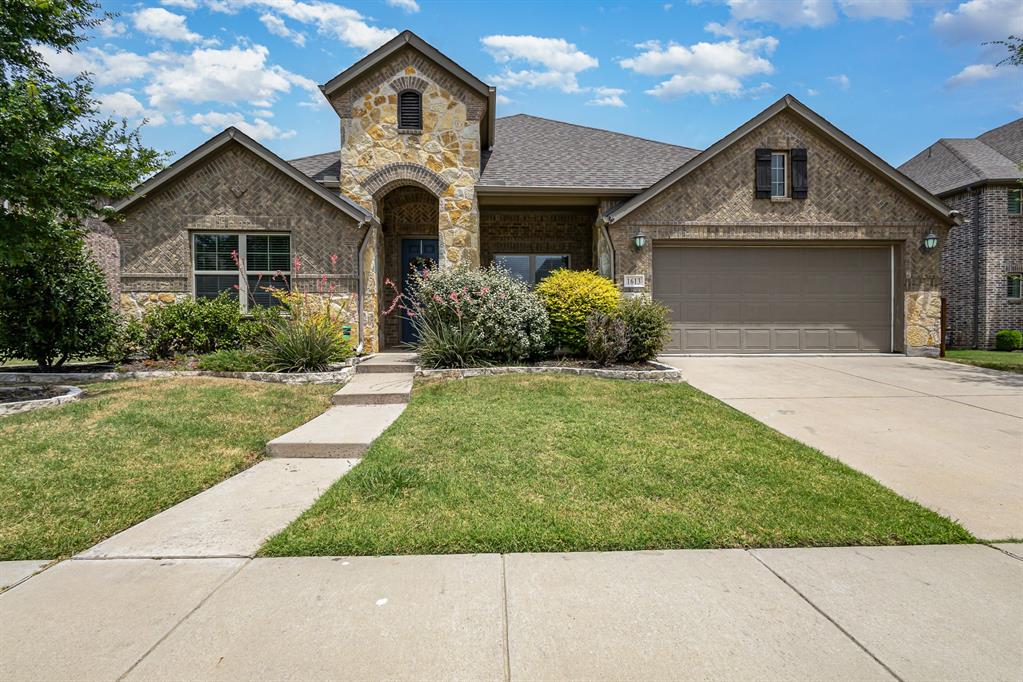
[659,355,1023,539]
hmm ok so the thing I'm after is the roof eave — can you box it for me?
[110,128,370,223]
[476,185,643,196]
[605,94,956,226]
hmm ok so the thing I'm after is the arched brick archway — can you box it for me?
[364,162,447,204]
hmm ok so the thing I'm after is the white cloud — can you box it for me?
[828,73,850,89]
[933,0,1023,44]
[209,1,397,51]
[38,44,153,86]
[97,20,126,38]
[807,87,819,96]
[386,0,420,13]
[482,34,598,93]
[190,110,296,140]
[946,63,999,86]
[259,13,306,46]
[727,0,836,28]
[586,87,626,107]
[161,0,199,7]
[839,0,910,20]
[620,37,776,99]
[496,93,513,105]
[133,8,202,42]
[96,91,168,126]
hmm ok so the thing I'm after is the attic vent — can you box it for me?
[398,89,422,130]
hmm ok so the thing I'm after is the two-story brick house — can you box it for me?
[900,119,1023,349]
[107,30,957,355]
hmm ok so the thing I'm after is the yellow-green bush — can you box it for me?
[535,269,620,354]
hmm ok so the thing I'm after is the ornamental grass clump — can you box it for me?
[390,263,550,366]
[535,269,620,355]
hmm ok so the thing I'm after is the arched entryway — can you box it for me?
[378,185,440,348]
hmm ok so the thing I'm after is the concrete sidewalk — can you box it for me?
[2,544,1020,681]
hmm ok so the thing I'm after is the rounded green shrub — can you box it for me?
[142,293,242,358]
[994,329,1022,351]
[535,269,620,355]
[618,297,671,362]
[197,349,266,372]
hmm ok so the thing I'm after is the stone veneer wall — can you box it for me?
[612,109,950,355]
[941,185,1023,348]
[479,208,595,271]
[111,144,364,321]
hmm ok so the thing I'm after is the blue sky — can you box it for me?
[47,0,1022,166]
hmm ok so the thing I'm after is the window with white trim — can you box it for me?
[494,254,569,286]
[193,233,290,311]
[770,152,787,198]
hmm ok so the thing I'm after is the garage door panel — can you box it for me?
[653,246,893,353]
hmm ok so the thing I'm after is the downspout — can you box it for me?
[598,215,617,284]
[355,217,375,352]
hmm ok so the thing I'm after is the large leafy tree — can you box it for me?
[0,0,164,265]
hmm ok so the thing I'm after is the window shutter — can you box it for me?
[791,148,808,199]
[398,90,422,129]
[755,148,772,198]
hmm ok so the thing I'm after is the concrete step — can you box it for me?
[266,404,407,458]
[332,373,413,406]
[356,353,418,374]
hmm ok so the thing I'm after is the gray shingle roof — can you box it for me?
[479,114,699,189]
[899,119,1022,196]
[289,150,340,182]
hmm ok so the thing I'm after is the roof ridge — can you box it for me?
[287,149,340,162]
[497,113,700,152]
[979,116,1023,138]
[938,139,991,178]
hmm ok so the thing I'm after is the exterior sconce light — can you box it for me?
[922,232,939,250]
[633,231,647,249]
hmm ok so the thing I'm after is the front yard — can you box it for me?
[943,349,1023,373]
[0,378,334,560]
[262,375,972,556]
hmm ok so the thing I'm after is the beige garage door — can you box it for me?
[653,245,893,353]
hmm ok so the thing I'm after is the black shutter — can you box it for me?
[398,90,422,129]
[791,148,808,199]
[755,148,771,198]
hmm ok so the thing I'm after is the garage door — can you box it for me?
[653,245,893,353]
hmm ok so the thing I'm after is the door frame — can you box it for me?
[398,236,439,345]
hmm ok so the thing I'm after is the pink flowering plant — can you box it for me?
[385,263,550,367]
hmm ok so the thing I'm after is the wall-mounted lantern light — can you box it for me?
[922,231,939,250]
[633,231,647,250]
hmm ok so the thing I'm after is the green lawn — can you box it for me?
[0,378,334,560]
[262,375,972,556]
[943,349,1023,373]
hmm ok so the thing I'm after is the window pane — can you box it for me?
[495,255,531,283]
[535,255,569,283]
[1009,274,1022,298]
[194,234,238,271]
[1009,189,1022,215]
[196,274,240,300]
[247,274,290,308]
[245,234,290,272]
[770,153,786,197]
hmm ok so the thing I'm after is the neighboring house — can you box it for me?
[899,119,1023,349]
[107,30,957,355]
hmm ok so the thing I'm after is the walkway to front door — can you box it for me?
[400,238,438,344]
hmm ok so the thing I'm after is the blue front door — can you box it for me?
[400,238,439,344]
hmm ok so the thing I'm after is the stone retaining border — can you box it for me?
[415,360,684,383]
[0,385,82,416]
[0,355,375,386]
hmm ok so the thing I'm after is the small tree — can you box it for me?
[0,239,117,367]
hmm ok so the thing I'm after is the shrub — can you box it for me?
[414,313,490,369]
[0,240,116,367]
[105,316,146,364]
[402,263,549,363]
[618,297,671,362]
[257,317,352,372]
[197,349,267,372]
[239,305,285,347]
[994,329,1023,351]
[142,293,242,358]
[535,269,620,355]
[585,312,628,366]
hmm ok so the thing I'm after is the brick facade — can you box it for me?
[84,218,120,309]
[611,109,949,355]
[941,185,1023,348]
[480,208,595,271]
[111,144,363,318]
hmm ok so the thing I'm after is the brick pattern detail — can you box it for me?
[612,109,949,353]
[480,208,595,271]
[111,144,363,315]
[364,162,448,200]
[84,218,120,308]
[942,186,1023,348]
[389,75,429,94]
[329,46,487,122]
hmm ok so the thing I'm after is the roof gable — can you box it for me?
[605,94,954,225]
[111,128,369,222]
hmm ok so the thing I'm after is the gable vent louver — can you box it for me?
[398,90,422,130]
